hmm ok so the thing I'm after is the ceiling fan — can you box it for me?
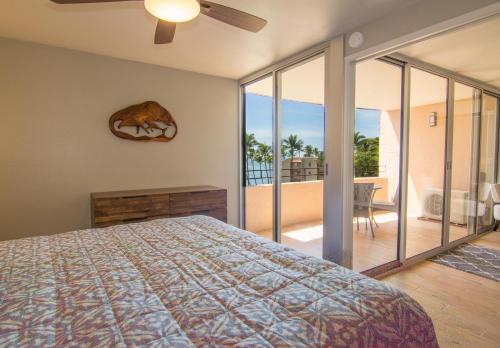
[50,0,267,44]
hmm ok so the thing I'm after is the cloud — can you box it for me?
[282,129,324,138]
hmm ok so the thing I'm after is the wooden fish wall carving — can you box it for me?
[109,101,178,142]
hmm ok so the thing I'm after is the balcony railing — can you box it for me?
[245,167,388,186]
[245,167,324,186]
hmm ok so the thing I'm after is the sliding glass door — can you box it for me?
[353,58,403,272]
[242,53,326,257]
[351,55,500,272]
[477,93,499,232]
[405,68,448,258]
[449,83,481,242]
[242,75,274,240]
[279,56,325,258]
[242,51,499,270]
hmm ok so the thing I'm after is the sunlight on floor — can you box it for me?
[283,225,323,242]
[255,212,469,271]
[372,212,421,224]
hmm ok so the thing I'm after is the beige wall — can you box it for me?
[480,94,498,180]
[245,181,323,233]
[379,109,401,202]
[451,98,474,190]
[385,98,477,215]
[0,38,238,241]
[406,101,447,215]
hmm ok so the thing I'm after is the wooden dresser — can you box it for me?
[91,185,227,228]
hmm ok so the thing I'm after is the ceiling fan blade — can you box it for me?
[155,20,176,44]
[50,0,140,3]
[199,1,267,33]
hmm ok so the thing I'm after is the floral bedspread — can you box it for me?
[0,215,438,347]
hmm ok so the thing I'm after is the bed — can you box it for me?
[0,215,438,347]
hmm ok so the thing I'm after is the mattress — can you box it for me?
[0,215,438,347]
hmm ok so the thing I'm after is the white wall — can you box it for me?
[0,38,238,241]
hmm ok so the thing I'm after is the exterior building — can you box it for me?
[281,157,319,182]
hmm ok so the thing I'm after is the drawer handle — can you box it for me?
[123,217,147,222]
[121,195,149,199]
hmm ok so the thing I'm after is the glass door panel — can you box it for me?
[477,93,499,232]
[406,68,448,258]
[243,76,274,240]
[353,59,403,272]
[449,83,480,242]
[279,55,325,257]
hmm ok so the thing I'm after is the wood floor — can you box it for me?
[382,232,500,348]
[353,213,470,271]
[255,213,471,272]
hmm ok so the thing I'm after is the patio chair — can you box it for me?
[470,182,491,224]
[491,183,500,231]
[372,186,399,213]
[353,183,376,237]
[371,186,399,227]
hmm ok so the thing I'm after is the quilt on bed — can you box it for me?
[0,215,438,347]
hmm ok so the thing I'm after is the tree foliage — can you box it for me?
[245,133,325,184]
[245,131,379,184]
[354,132,379,177]
[283,134,304,159]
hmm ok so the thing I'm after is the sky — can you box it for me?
[355,108,381,138]
[245,93,380,149]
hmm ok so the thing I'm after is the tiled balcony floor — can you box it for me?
[254,212,471,272]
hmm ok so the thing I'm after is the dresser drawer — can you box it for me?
[94,212,152,226]
[169,190,226,214]
[150,194,170,216]
[94,196,152,215]
[93,196,151,226]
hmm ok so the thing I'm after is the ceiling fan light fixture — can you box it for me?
[144,0,200,23]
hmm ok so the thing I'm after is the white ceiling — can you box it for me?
[246,52,474,109]
[357,15,500,111]
[245,13,500,109]
[245,55,325,104]
[0,0,421,79]
[356,59,477,111]
[396,14,500,90]
[356,59,402,111]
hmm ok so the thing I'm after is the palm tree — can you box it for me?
[264,151,273,184]
[256,143,272,184]
[245,133,257,149]
[316,150,324,167]
[283,134,304,159]
[245,133,258,185]
[354,131,366,152]
[304,144,315,157]
[281,140,287,159]
[253,148,264,181]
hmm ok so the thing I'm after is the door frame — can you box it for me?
[238,7,500,272]
[350,45,500,275]
[239,47,327,247]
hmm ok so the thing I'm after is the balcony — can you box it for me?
[242,52,497,274]
[245,176,471,272]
